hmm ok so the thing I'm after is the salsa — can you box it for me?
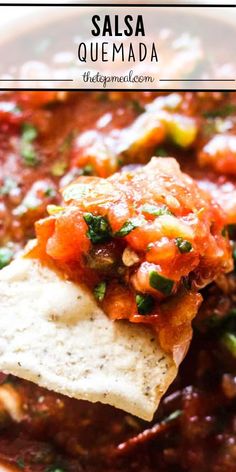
[0,90,236,472]
[33,156,231,354]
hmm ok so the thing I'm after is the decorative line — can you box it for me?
[0,4,234,7]
[159,79,235,82]
[0,79,74,82]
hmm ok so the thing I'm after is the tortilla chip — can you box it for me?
[0,257,177,421]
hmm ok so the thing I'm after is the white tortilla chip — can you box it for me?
[0,257,177,421]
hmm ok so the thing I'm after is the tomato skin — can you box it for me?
[42,209,90,262]
[17,91,61,108]
[107,200,132,234]
[0,110,23,128]
[35,216,55,257]
[102,282,136,320]
[71,147,119,179]
[146,238,177,264]
[157,290,202,354]
[199,134,236,176]
[126,224,162,252]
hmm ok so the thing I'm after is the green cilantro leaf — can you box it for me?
[114,220,139,238]
[175,237,192,253]
[136,293,155,315]
[94,281,107,302]
[21,123,39,167]
[84,213,111,244]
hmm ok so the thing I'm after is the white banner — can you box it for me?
[0,5,235,90]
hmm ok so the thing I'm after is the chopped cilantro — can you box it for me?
[46,467,65,472]
[59,132,74,154]
[16,457,25,469]
[222,226,227,237]
[149,271,174,296]
[50,469,64,472]
[21,144,38,166]
[0,247,13,269]
[136,293,155,315]
[84,213,111,244]
[22,123,37,141]
[21,123,39,167]
[222,332,236,357]
[141,204,172,217]
[94,281,106,302]
[96,92,109,103]
[115,220,139,238]
[203,104,236,119]
[117,157,124,167]
[82,164,93,176]
[131,100,145,115]
[44,187,56,198]
[154,147,168,157]
[175,237,192,253]
[163,409,182,424]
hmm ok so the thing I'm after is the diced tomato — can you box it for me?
[17,91,62,108]
[126,224,162,252]
[37,209,90,261]
[102,282,136,320]
[146,238,178,264]
[157,291,202,354]
[199,134,236,175]
[35,216,55,258]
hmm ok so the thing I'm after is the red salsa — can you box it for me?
[0,91,235,472]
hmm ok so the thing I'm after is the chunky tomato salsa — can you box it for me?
[34,156,231,353]
[0,91,235,472]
